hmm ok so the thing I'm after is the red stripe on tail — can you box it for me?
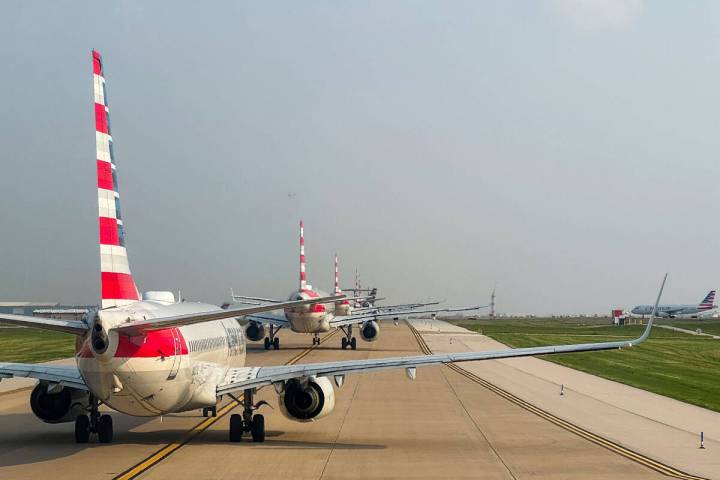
[99,217,120,245]
[95,103,109,133]
[101,272,139,301]
[97,160,114,190]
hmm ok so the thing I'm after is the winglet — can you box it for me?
[631,273,667,345]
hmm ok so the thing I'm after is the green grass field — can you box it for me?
[452,318,720,413]
[0,327,75,363]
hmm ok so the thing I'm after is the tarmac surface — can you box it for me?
[0,321,671,479]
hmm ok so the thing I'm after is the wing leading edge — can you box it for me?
[0,314,88,335]
[0,363,87,390]
[218,275,666,396]
[329,305,487,328]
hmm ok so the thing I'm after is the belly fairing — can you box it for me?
[287,312,331,333]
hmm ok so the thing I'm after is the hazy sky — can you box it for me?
[2,1,720,314]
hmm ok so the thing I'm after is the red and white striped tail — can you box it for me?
[299,220,307,290]
[334,254,341,294]
[93,50,140,309]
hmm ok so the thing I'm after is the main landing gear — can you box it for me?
[229,389,266,443]
[75,394,113,443]
[340,325,357,350]
[264,325,281,350]
[312,333,321,345]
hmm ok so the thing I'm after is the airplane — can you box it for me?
[0,51,665,446]
[631,290,715,318]
[233,221,483,350]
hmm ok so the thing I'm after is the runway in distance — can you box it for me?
[0,51,666,446]
[233,221,482,350]
[631,290,715,318]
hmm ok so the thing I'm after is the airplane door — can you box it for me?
[167,328,182,380]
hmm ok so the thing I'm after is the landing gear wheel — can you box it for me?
[264,337,270,350]
[229,413,243,442]
[273,337,280,350]
[350,337,357,350]
[75,415,90,444]
[97,414,113,443]
[251,414,265,443]
[341,337,347,350]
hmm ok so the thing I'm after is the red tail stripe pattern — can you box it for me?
[101,272,140,300]
[99,217,121,245]
[94,50,139,308]
[97,160,114,190]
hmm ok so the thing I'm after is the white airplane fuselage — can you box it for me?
[284,289,334,334]
[77,300,246,417]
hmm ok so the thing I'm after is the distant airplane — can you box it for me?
[0,51,666,446]
[631,290,715,318]
[232,221,481,350]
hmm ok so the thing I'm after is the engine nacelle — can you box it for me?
[245,321,265,342]
[278,376,335,422]
[360,320,380,342]
[30,382,90,424]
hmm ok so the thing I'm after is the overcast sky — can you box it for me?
[1,1,719,314]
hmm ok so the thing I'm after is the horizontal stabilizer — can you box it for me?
[0,314,88,335]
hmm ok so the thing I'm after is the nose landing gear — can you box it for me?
[75,394,113,443]
[312,333,321,345]
[263,325,281,350]
[228,389,267,443]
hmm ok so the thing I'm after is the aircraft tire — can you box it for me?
[350,337,357,350]
[273,337,280,350]
[229,414,243,442]
[251,414,265,443]
[75,415,90,443]
[264,337,270,350]
[98,414,113,443]
[341,337,347,350]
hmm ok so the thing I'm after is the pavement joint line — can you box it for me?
[405,321,709,480]
[113,329,339,480]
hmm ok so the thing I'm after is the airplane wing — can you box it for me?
[329,305,487,328]
[351,301,440,314]
[230,295,284,305]
[245,312,291,328]
[113,295,342,336]
[0,363,88,390]
[217,275,666,396]
[0,314,88,335]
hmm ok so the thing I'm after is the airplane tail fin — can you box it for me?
[334,254,341,294]
[299,220,307,290]
[93,50,140,309]
[699,290,715,310]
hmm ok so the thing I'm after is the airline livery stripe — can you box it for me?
[115,328,188,357]
[99,216,121,245]
[93,51,102,75]
[97,160,114,190]
[95,103,109,134]
[101,272,139,300]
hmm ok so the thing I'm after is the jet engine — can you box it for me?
[360,320,380,342]
[245,321,265,342]
[30,382,90,424]
[278,376,335,422]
